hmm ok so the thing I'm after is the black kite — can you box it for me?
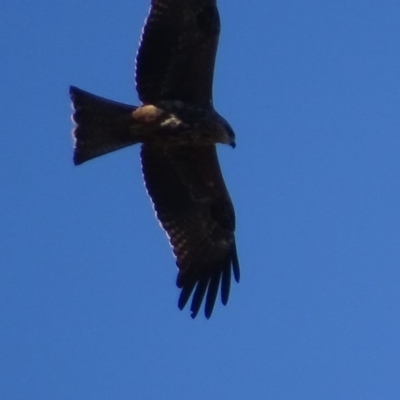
[70,0,240,318]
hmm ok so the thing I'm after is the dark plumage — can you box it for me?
[70,0,240,318]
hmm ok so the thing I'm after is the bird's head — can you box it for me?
[217,114,236,148]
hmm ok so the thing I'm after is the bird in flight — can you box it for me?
[70,0,240,318]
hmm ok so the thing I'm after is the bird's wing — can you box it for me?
[136,0,220,106]
[140,144,239,318]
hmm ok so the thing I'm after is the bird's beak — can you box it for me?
[230,141,236,149]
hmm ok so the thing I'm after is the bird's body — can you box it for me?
[131,100,236,147]
[70,0,240,318]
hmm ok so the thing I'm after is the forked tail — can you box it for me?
[69,86,139,165]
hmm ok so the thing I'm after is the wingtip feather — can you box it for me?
[190,279,208,319]
[204,271,221,318]
[232,243,240,283]
[221,258,231,306]
[177,275,197,311]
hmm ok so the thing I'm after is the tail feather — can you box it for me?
[69,86,139,165]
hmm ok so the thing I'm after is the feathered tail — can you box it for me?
[69,86,139,165]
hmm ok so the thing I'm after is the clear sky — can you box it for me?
[2,1,400,399]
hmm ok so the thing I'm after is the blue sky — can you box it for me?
[2,1,400,399]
